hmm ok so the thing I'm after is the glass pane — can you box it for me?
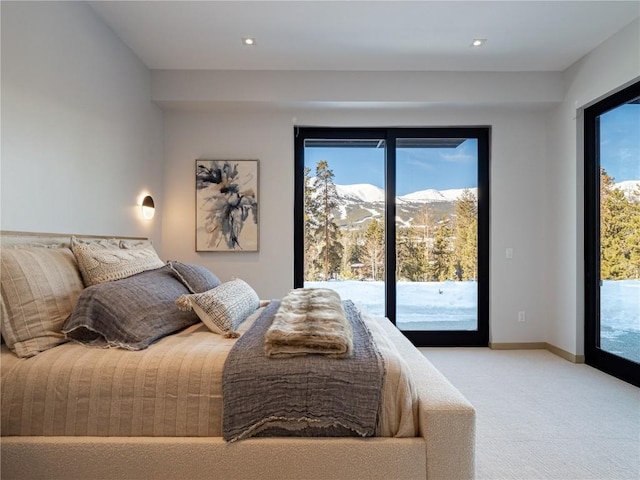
[599,98,640,363]
[395,138,478,331]
[303,139,386,318]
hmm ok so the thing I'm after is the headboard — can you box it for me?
[0,231,146,248]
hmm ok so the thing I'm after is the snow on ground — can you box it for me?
[306,279,640,334]
[600,279,640,332]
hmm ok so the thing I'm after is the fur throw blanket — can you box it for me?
[264,288,354,358]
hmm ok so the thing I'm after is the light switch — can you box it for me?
[505,247,514,259]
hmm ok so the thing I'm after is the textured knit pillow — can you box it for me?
[0,247,84,357]
[71,237,164,286]
[71,237,120,249]
[175,279,259,337]
[119,239,153,249]
[167,261,221,294]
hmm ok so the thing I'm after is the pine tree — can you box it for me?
[303,166,321,280]
[362,218,385,281]
[600,169,636,279]
[451,189,478,281]
[430,216,453,281]
[628,183,640,279]
[340,230,364,279]
[313,161,343,280]
[396,226,427,281]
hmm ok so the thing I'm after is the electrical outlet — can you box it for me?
[518,311,526,322]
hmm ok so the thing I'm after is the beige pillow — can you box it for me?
[119,239,153,249]
[71,237,164,286]
[71,237,120,249]
[0,247,84,357]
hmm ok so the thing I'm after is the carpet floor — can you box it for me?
[419,347,640,480]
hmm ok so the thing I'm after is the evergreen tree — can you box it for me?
[362,218,385,281]
[451,189,478,281]
[600,169,636,279]
[303,166,321,280]
[628,184,640,279]
[416,205,436,281]
[396,226,427,281]
[313,161,343,280]
[341,230,364,279]
[430,216,453,281]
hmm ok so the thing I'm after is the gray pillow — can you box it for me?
[63,266,198,350]
[167,261,221,293]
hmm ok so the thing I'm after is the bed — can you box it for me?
[0,231,475,480]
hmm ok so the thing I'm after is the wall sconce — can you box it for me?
[141,195,155,220]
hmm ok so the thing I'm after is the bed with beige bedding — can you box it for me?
[0,232,476,480]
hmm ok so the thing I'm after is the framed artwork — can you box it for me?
[195,159,259,252]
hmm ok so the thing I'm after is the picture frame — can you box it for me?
[195,159,259,252]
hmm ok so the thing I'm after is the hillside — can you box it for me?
[329,180,638,229]
[333,184,477,229]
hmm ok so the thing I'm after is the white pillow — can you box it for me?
[175,279,259,337]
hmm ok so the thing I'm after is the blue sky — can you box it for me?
[304,104,638,195]
[600,102,640,183]
[305,139,478,196]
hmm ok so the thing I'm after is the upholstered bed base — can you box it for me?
[1,336,475,479]
[2,437,426,480]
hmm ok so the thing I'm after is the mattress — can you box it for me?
[1,308,418,438]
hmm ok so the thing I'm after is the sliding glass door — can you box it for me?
[294,127,489,346]
[300,135,387,319]
[585,81,640,387]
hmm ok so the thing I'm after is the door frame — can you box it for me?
[584,80,640,387]
[294,126,490,347]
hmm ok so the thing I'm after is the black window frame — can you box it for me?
[294,126,490,347]
[584,80,640,387]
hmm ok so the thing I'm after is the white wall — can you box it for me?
[162,105,550,344]
[545,19,640,356]
[1,2,164,247]
[152,70,564,107]
[157,21,640,350]
[3,2,637,351]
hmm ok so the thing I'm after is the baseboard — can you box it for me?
[544,343,585,364]
[489,342,585,364]
[489,342,546,350]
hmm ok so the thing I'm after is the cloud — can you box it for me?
[402,156,436,171]
[439,150,473,163]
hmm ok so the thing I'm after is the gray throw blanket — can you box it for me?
[223,299,385,442]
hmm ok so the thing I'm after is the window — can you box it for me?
[294,127,490,346]
[584,80,640,387]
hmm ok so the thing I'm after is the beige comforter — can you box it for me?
[1,309,418,438]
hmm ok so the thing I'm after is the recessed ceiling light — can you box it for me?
[242,37,256,46]
[471,39,487,47]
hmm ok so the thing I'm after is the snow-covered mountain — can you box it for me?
[335,183,385,203]
[324,180,638,229]
[616,180,640,200]
[399,187,477,203]
[328,183,476,227]
[334,183,476,204]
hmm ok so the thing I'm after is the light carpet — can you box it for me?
[420,347,640,480]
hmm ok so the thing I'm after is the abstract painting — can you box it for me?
[195,159,259,252]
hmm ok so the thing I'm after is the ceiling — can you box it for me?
[88,1,640,72]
